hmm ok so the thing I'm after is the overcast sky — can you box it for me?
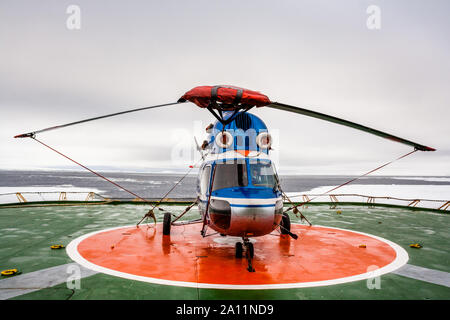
[1,0,449,175]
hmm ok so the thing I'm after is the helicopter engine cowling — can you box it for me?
[227,203,278,237]
[205,192,283,237]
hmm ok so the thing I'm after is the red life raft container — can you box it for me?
[178,85,271,110]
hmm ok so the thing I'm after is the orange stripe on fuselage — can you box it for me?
[236,150,251,156]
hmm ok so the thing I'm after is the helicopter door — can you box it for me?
[200,165,211,198]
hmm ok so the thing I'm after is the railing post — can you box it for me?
[16,193,27,203]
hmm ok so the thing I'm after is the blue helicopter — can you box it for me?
[193,111,286,265]
[15,85,435,272]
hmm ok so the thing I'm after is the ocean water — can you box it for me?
[0,170,449,203]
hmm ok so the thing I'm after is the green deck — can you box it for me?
[0,203,449,300]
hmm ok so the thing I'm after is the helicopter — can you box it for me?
[15,85,435,272]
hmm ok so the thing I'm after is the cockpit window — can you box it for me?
[212,162,248,191]
[249,161,277,189]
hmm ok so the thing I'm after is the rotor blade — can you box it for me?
[267,102,435,151]
[14,101,185,138]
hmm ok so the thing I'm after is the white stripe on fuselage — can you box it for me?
[201,196,282,205]
[203,150,270,163]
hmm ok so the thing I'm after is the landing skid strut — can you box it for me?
[236,238,255,272]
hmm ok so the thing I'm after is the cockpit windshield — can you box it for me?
[249,161,277,189]
[212,162,248,191]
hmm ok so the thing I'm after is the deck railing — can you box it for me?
[0,191,108,205]
[285,193,450,211]
[0,191,448,212]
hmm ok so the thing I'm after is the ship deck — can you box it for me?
[0,202,449,300]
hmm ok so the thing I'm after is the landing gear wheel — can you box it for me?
[280,212,291,234]
[235,242,243,258]
[163,212,171,235]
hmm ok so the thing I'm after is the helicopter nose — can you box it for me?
[228,200,281,237]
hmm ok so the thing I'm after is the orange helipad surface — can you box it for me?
[71,223,401,288]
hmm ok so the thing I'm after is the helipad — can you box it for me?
[66,223,408,289]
